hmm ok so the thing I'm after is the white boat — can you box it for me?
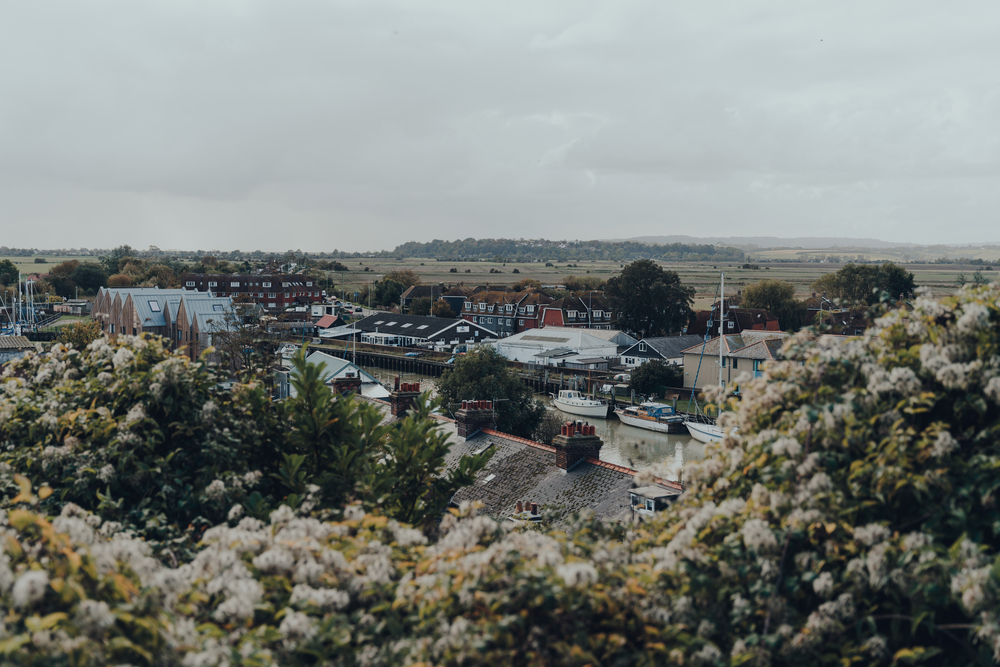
[684,421,738,443]
[615,402,684,433]
[683,270,736,443]
[551,390,609,419]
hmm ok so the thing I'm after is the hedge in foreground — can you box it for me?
[1,284,999,665]
[0,336,488,559]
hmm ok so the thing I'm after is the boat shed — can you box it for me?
[564,357,611,371]
[540,326,638,349]
[0,336,34,364]
[493,329,618,366]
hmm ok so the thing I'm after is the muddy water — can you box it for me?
[361,366,707,481]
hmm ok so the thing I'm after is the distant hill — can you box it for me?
[606,235,912,250]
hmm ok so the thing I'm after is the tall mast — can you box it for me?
[719,272,725,387]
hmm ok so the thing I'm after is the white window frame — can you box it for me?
[263,282,272,288]
[208,281,217,287]
[639,342,646,352]
[185,281,195,287]
[231,282,239,287]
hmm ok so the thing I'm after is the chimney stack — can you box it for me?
[551,420,603,470]
[455,399,494,439]
[331,372,363,396]
[390,377,421,417]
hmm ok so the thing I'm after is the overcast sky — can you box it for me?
[2,1,998,251]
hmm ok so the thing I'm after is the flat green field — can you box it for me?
[323,258,982,310]
[0,256,102,274]
[6,254,985,310]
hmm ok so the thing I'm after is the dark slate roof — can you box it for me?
[352,313,493,339]
[400,285,438,300]
[622,335,705,359]
[444,429,643,523]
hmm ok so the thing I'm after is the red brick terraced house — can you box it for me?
[686,307,781,338]
[180,273,322,314]
[540,291,615,330]
[459,290,553,338]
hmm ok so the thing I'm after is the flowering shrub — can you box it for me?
[0,335,284,556]
[1,285,999,665]
[0,337,489,557]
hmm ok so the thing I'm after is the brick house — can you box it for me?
[686,307,781,338]
[180,273,321,314]
[539,291,615,330]
[460,290,553,338]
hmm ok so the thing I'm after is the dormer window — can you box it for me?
[506,304,513,312]
[478,303,486,311]
[464,302,472,310]
[568,310,577,319]
[593,310,602,318]
[488,305,494,312]
[263,282,272,288]
[526,306,534,313]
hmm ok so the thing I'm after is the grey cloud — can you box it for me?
[1,0,999,249]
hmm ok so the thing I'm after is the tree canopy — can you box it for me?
[811,262,916,305]
[436,346,545,438]
[628,359,683,398]
[56,320,103,348]
[0,258,19,285]
[740,278,807,330]
[383,269,421,289]
[605,259,694,337]
[431,299,455,317]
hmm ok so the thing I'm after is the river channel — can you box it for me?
[361,365,708,482]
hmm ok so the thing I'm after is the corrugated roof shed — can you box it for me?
[0,336,33,349]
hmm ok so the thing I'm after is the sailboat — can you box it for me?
[685,272,738,444]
